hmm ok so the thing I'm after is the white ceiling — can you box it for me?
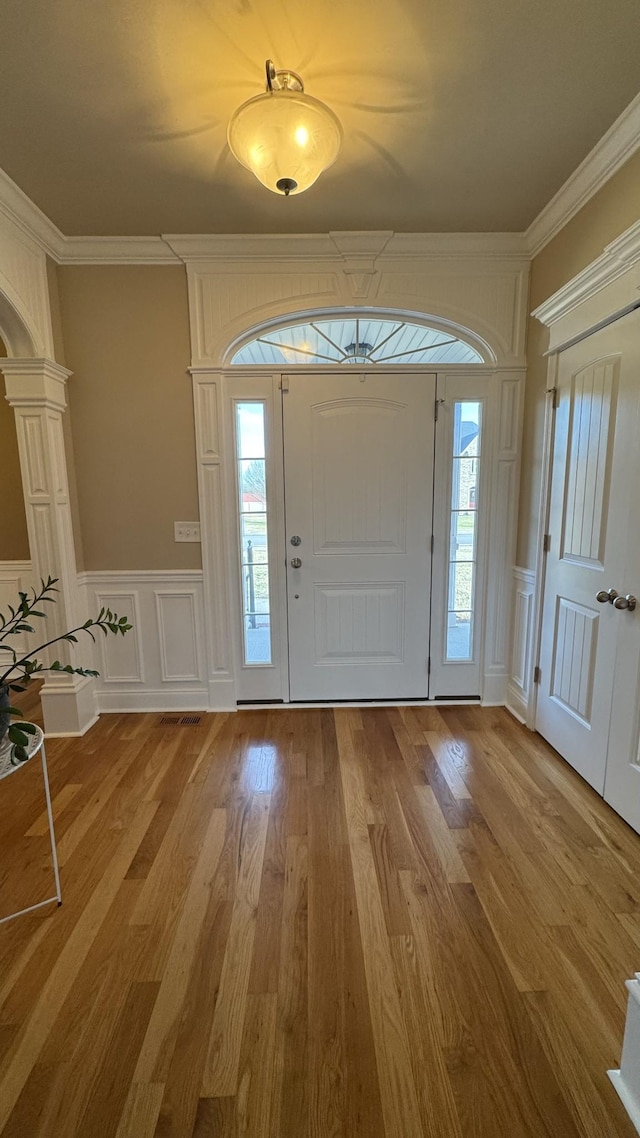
[0,0,639,236]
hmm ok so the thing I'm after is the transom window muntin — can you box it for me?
[231,316,484,366]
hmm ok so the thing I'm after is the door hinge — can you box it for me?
[543,533,551,553]
[428,656,432,676]
[546,386,558,409]
[434,397,445,422]
[280,376,289,393]
[533,665,541,684]
[430,534,435,554]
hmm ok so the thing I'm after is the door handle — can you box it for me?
[290,557,302,569]
[613,594,637,612]
[596,588,618,603]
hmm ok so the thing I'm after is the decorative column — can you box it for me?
[1,358,96,736]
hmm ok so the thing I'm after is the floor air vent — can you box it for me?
[158,714,202,727]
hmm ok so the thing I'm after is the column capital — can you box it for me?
[1,357,73,411]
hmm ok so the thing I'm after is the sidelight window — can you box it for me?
[446,401,482,661]
[235,402,272,665]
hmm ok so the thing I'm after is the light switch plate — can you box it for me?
[174,522,201,543]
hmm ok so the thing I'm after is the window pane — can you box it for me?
[446,401,482,662]
[453,402,481,456]
[231,318,484,365]
[452,457,478,511]
[237,403,266,459]
[239,459,267,513]
[450,510,477,560]
[447,612,472,660]
[241,512,268,543]
[245,614,272,664]
[236,404,272,666]
[449,561,474,612]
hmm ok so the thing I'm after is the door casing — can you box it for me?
[221,365,520,705]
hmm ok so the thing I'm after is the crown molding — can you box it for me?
[0,167,65,259]
[164,230,529,265]
[532,218,640,350]
[525,92,640,259]
[57,236,181,264]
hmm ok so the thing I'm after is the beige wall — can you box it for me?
[517,149,640,569]
[57,264,199,571]
[0,334,30,561]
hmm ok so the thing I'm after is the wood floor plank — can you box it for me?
[1,702,639,1138]
[0,800,159,1132]
[336,710,424,1138]
[132,808,226,1083]
[201,795,270,1097]
[116,1082,165,1138]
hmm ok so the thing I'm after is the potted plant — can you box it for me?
[0,576,131,765]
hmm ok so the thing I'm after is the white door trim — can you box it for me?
[527,216,640,731]
[191,363,523,709]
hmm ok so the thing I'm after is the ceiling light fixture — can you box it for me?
[227,59,342,196]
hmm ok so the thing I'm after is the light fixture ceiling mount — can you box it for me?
[227,59,342,197]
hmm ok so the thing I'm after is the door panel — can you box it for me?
[283,372,435,700]
[536,311,640,796]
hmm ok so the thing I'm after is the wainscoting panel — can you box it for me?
[79,571,208,712]
[0,560,35,660]
[506,566,536,724]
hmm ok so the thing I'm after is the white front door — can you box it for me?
[536,310,640,797]
[283,371,435,700]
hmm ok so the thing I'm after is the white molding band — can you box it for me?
[59,236,181,265]
[525,92,640,257]
[0,166,65,261]
[532,218,640,349]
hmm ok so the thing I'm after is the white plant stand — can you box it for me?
[0,725,62,924]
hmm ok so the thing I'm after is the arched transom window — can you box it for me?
[231,315,485,365]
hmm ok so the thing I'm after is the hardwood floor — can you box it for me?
[0,702,638,1137]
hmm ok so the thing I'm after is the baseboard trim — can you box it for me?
[45,713,100,739]
[96,688,209,713]
[608,1070,640,1135]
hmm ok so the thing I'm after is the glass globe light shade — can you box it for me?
[227,88,342,196]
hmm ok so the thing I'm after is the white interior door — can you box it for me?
[602,313,640,831]
[283,371,435,700]
[536,311,640,794]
